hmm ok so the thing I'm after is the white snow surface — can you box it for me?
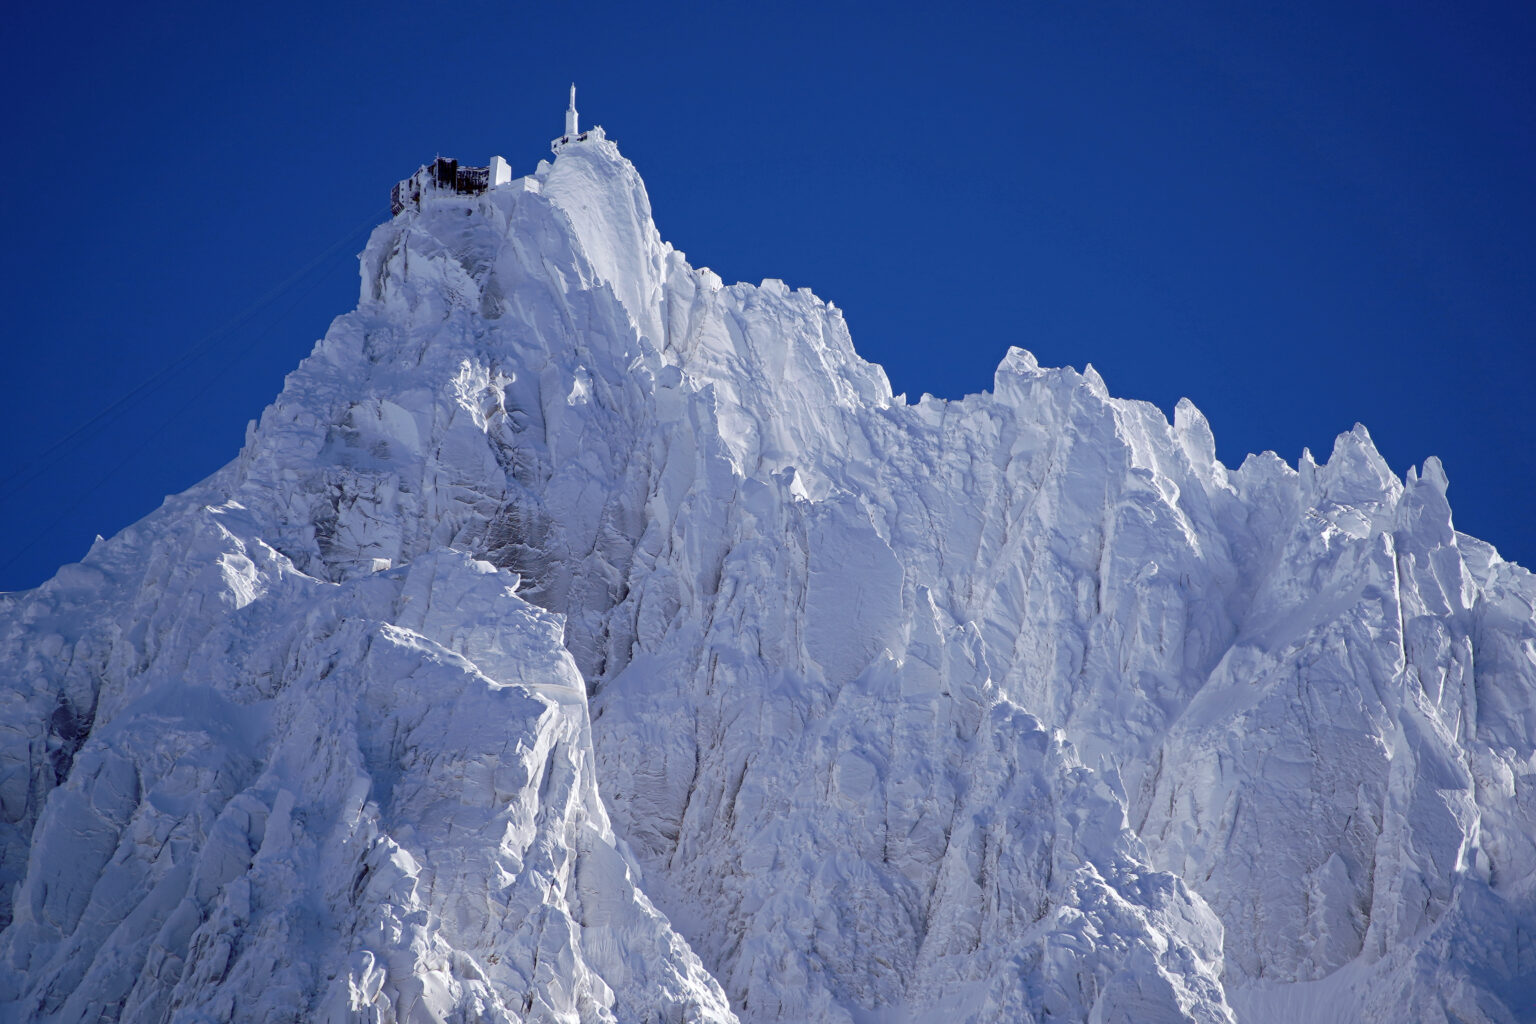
[3,133,1535,1023]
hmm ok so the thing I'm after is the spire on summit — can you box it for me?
[552,83,604,155]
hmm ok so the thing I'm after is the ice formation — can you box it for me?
[2,124,1535,1024]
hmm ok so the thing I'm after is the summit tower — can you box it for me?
[552,83,602,153]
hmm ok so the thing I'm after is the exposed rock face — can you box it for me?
[2,133,1532,1023]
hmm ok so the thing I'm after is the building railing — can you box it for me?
[391,157,494,216]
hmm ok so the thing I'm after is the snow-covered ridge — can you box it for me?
[2,129,1534,1023]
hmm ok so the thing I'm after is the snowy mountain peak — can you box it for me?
[2,122,1535,1024]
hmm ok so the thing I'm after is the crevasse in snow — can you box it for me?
[2,130,1534,1024]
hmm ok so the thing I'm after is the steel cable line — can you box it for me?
[0,209,388,580]
[0,209,387,499]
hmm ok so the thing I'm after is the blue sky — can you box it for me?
[2,0,1533,587]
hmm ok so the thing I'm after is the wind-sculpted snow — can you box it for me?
[0,524,732,1021]
[2,133,1534,1023]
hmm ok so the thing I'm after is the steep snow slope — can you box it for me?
[2,130,1534,1023]
[0,528,732,1022]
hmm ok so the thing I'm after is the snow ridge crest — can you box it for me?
[2,132,1534,1024]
